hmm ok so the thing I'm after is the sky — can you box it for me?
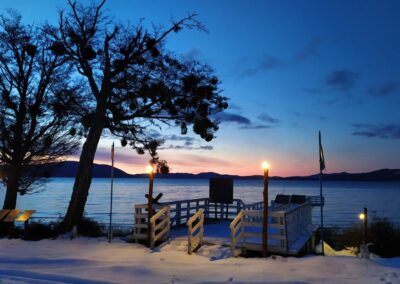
[1,0,399,176]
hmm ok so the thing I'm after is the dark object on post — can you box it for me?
[145,193,163,205]
[209,178,233,204]
[274,194,290,204]
[291,195,306,204]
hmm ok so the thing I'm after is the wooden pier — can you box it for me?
[133,195,322,255]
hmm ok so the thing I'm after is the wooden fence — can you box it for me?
[133,204,171,247]
[150,206,170,248]
[187,209,204,254]
[159,198,247,227]
[230,202,314,256]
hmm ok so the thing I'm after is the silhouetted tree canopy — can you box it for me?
[43,0,228,231]
[45,1,227,159]
[0,11,81,207]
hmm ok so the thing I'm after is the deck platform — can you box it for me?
[134,195,320,256]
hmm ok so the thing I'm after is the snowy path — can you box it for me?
[0,238,399,284]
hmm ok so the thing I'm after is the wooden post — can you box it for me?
[108,142,115,243]
[262,166,269,257]
[363,207,368,245]
[176,202,181,226]
[187,201,190,223]
[147,167,154,247]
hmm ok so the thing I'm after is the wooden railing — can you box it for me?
[284,203,313,247]
[307,195,324,206]
[150,206,170,249]
[133,204,171,247]
[160,198,246,227]
[230,210,244,257]
[187,209,204,254]
[230,202,313,256]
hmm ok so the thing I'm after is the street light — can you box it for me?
[359,207,369,259]
[359,208,368,245]
[147,163,154,247]
[262,161,270,257]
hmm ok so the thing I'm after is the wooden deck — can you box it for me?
[230,202,317,256]
[133,196,320,256]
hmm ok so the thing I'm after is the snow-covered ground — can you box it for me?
[0,237,399,284]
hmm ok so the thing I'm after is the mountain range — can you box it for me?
[39,161,400,181]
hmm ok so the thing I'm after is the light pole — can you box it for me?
[262,161,270,257]
[359,208,368,245]
[146,164,154,247]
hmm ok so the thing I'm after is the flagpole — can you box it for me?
[109,142,115,243]
[319,131,325,256]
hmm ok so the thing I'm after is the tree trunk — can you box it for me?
[59,102,107,233]
[2,168,19,210]
[1,165,20,234]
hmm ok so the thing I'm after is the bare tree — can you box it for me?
[0,12,81,213]
[45,0,228,233]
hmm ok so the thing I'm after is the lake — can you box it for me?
[1,178,399,228]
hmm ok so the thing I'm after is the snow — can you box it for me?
[315,242,358,257]
[0,237,399,284]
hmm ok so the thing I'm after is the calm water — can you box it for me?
[1,178,399,227]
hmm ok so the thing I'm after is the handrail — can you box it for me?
[187,209,204,254]
[230,210,244,257]
[150,206,169,222]
[149,206,170,248]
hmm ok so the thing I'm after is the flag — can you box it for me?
[319,131,325,171]
[111,142,115,162]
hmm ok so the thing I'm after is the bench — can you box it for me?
[0,209,36,235]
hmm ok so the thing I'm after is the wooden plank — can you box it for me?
[3,209,21,222]
[154,226,169,242]
[244,232,261,238]
[155,218,169,231]
[243,221,263,228]
[0,209,11,221]
[243,211,262,217]
[15,210,36,222]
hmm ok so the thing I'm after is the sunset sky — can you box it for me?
[2,0,399,176]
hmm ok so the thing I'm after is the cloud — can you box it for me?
[160,144,213,151]
[240,125,272,130]
[237,38,323,78]
[228,102,242,111]
[167,153,235,168]
[184,48,202,60]
[164,134,195,143]
[367,81,398,97]
[239,55,283,77]
[293,111,326,121]
[214,112,275,130]
[257,113,281,124]
[295,38,324,61]
[325,69,358,91]
[352,123,400,139]
[91,147,147,164]
[213,112,251,125]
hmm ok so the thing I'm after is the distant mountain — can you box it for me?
[19,161,400,181]
[45,161,132,178]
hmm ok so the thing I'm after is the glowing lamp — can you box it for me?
[359,213,365,220]
[262,161,270,170]
[146,165,154,174]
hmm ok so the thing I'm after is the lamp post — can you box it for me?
[146,164,154,247]
[262,161,270,257]
[359,208,368,245]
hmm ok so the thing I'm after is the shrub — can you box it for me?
[78,216,105,237]
[342,218,400,257]
[369,218,400,257]
[24,221,59,240]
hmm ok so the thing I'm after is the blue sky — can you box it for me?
[1,0,399,176]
